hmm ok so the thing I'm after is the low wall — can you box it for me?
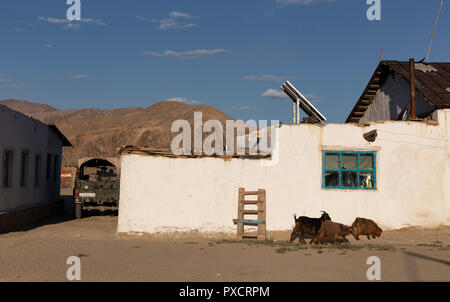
[0,200,64,234]
[118,110,450,234]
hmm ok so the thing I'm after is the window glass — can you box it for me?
[359,154,374,170]
[2,151,13,188]
[342,171,357,187]
[20,151,29,187]
[46,154,52,182]
[359,172,375,189]
[324,171,339,187]
[53,155,59,181]
[325,153,339,170]
[323,151,376,190]
[35,155,41,186]
[341,154,357,170]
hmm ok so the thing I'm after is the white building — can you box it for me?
[117,61,450,234]
[117,109,450,234]
[0,104,71,232]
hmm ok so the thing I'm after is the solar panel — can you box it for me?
[281,81,326,123]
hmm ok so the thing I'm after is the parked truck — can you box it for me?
[74,159,120,219]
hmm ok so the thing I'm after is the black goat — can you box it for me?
[290,211,331,244]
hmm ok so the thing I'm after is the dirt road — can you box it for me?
[0,216,449,281]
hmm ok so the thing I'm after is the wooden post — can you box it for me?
[410,58,417,120]
[237,187,244,239]
[293,101,296,124]
[257,189,266,240]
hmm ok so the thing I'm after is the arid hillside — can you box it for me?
[0,99,236,166]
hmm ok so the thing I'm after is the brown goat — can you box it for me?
[351,217,382,240]
[315,220,356,245]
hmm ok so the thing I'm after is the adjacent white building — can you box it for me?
[0,104,71,232]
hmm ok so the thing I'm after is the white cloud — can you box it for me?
[64,23,80,30]
[13,26,25,32]
[167,97,202,105]
[0,78,23,89]
[156,19,197,30]
[43,43,54,48]
[261,88,289,99]
[144,49,227,59]
[37,16,106,29]
[38,16,66,24]
[81,18,107,26]
[165,49,226,57]
[72,74,88,79]
[303,94,320,103]
[262,88,320,102]
[276,0,338,5]
[243,74,301,82]
[138,11,197,30]
[169,11,194,18]
[143,51,163,57]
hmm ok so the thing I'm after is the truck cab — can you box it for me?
[74,158,120,218]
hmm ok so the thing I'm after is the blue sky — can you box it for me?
[0,0,449,123]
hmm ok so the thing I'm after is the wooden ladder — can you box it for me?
[233,187,266,240]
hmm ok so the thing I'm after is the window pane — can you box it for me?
[46,154,52,181]
[341,154,357,170]
[342,171,357,187]
[324,171,339,187]
[325,153,339,169]
[360,154,374,170]
[360,172,375,188]
[53,155,59,181]
[35,155,41,186]
[3,151,12,188]
[3,152,8,187]
[20,152,29,187]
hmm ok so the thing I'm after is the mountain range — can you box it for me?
[0,99,236,166]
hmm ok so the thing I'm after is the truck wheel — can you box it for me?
[75,203,82,219]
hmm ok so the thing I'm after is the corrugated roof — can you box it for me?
[346,60,450,123]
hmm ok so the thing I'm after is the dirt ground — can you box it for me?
[0,215,449,282]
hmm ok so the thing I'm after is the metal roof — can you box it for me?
[346,60,450,123]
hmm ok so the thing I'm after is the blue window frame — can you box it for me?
[322,151,376,190]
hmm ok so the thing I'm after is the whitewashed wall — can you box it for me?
[118,110,450,233]
[0,105,63,212]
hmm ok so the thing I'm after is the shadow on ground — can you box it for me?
[82,209,118,217]
[290,232,351,245]
[403,251,450,266]
[1,210,118,235]
[0,214,75,235]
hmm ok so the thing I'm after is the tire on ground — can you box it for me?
[75,203,82,219]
